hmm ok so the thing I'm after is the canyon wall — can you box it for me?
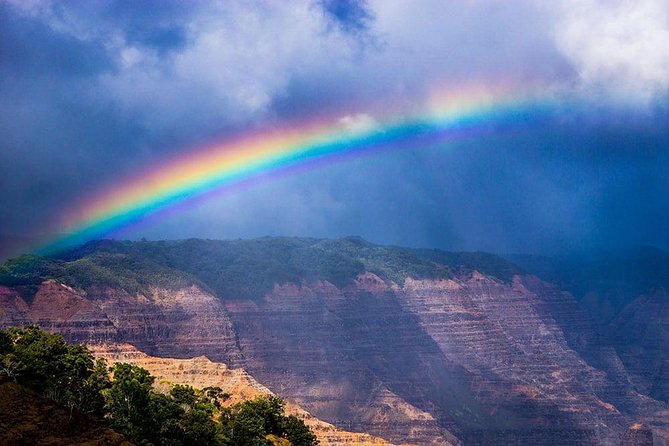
[1,238,667,445]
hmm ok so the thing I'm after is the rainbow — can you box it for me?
[36,84,559,254]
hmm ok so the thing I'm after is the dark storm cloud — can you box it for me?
[0,1,153,239]
[0,4,107,218]
[317,0,374,34]
[0,4,109,76]
[87,0,191,54]
[0,0,667,258]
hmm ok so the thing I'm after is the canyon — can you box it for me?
[0,237,667,445]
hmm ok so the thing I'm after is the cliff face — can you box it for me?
[0,279,457,445]
[619,423,654,446]
[0,279,242,361]
[397,275,664,445]
[223,277,461,445]
[1,238,668,445]
[224,273,669,446]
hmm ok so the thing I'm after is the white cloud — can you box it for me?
[101,2,343,133]
[554,0,669,103]
[6,0,366,135]
[5,0,575,134]
[338,113,378,134]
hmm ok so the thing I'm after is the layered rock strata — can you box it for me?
[2,266,668,444]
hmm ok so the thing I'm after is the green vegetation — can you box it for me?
[0,326,318,446]
[0,236,523,301]
[0,250,196,300]
[220,397,316,446]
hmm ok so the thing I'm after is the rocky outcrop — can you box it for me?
[27,280,118,343]
[402,274,669,445]
[90,343,395,446]
[0,280,423,444]
[399,275,623,440]
[223,279,461,445]
[224,270,669,445]
[0,280,242,362]
[0,286,29,326]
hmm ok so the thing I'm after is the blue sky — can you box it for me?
[1,0,668,255]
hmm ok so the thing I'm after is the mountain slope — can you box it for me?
[0,379,130,446]
[611,290,669,403]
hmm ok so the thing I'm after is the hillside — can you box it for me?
[0,379,130,446]
[0,325,323,446]
[0,237,667,445]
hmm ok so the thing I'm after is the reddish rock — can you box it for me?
[0,287,29,326]
[2,270,669,445]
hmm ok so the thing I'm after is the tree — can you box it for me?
[202,385,229,408]
[83,358,112,416]
[163,384,226,446]
[147,392,186,445]
[0,325,70,392]
[103,362,155,443]
[282,415,318,446]
[177,405,225,446]
[0,329,18,379]
[219,396,318,446]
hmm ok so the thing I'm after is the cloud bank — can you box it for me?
[554,0,669,103]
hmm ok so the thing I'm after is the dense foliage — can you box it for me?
[0,326,318,446]
[0,250,194,300]
[414,249,524,283]
[0,237,523,302]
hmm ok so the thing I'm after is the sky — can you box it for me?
[0,0,668,257]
